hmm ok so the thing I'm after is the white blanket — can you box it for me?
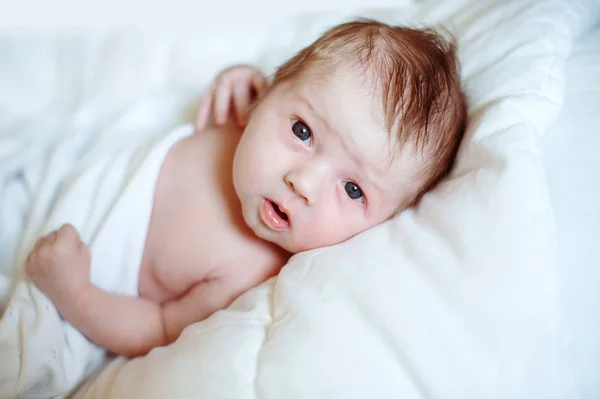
[0,108,194,396]
[1,0,599,397]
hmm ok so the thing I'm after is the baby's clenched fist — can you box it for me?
[25,224,91,304]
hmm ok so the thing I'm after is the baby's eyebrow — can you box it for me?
[299,95,365,161]
[300,95,337,137]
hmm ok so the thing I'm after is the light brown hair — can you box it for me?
[270,20,467,208]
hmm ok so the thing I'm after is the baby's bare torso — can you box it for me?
[138,123,289,304]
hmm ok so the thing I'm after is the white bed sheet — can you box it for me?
[542,23,600,399]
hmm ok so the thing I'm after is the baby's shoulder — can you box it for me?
[209,229,289,286]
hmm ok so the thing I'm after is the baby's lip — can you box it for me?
[261,198,291,231]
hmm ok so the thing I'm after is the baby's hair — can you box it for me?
[270,20,467,209]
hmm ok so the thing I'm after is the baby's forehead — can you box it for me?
[365,139,425,189]
[295,66,388,128]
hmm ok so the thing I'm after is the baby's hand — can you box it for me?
[196,65,268,130]
[25,224,91,306]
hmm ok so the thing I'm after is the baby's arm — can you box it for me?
[64,286,165,357]
[71,276,252,354]
[161,277,252,344]
[25,224,166,357]
[196,65,268,130]
[26,224,253,357]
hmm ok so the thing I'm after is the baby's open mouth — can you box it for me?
[261,199,291,231]
[271,201,288,221]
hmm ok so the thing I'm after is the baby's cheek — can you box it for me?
[296,215,357,251]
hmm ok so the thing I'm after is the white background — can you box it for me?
[0,0,412,30]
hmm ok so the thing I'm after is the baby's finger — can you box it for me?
[57,223,78,240]
[195,87,214,131]
[79,241,91,262]
[214,83,232,126]
[26,245,38,264]
[25,252,33,267]
[233,83,250,126]
[31,237,44,253]
[43,231,58,245]
[251,73,268,99]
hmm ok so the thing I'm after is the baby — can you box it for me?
[25,21,466,358]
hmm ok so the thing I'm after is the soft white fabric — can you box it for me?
[0,0,598,397]
[542,25,600,399]
[0,119,193,397]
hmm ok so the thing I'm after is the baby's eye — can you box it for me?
[343,181,364,203]
[291,120,312,146]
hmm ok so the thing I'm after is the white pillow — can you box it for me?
[75,0,599,398]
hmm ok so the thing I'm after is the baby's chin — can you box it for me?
[253,228,307,254]
[261,231,301,254]
[276,233,349,254]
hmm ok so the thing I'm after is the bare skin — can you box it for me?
[25,120,289,358]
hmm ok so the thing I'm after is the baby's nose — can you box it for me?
[285,159,330,205]
[285,173,312,205]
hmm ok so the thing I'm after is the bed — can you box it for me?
[0,0,599,398]
[542,23,600,399]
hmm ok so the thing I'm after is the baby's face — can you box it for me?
[232,66,422,253]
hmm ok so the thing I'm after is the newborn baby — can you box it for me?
[25,20,466,357]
